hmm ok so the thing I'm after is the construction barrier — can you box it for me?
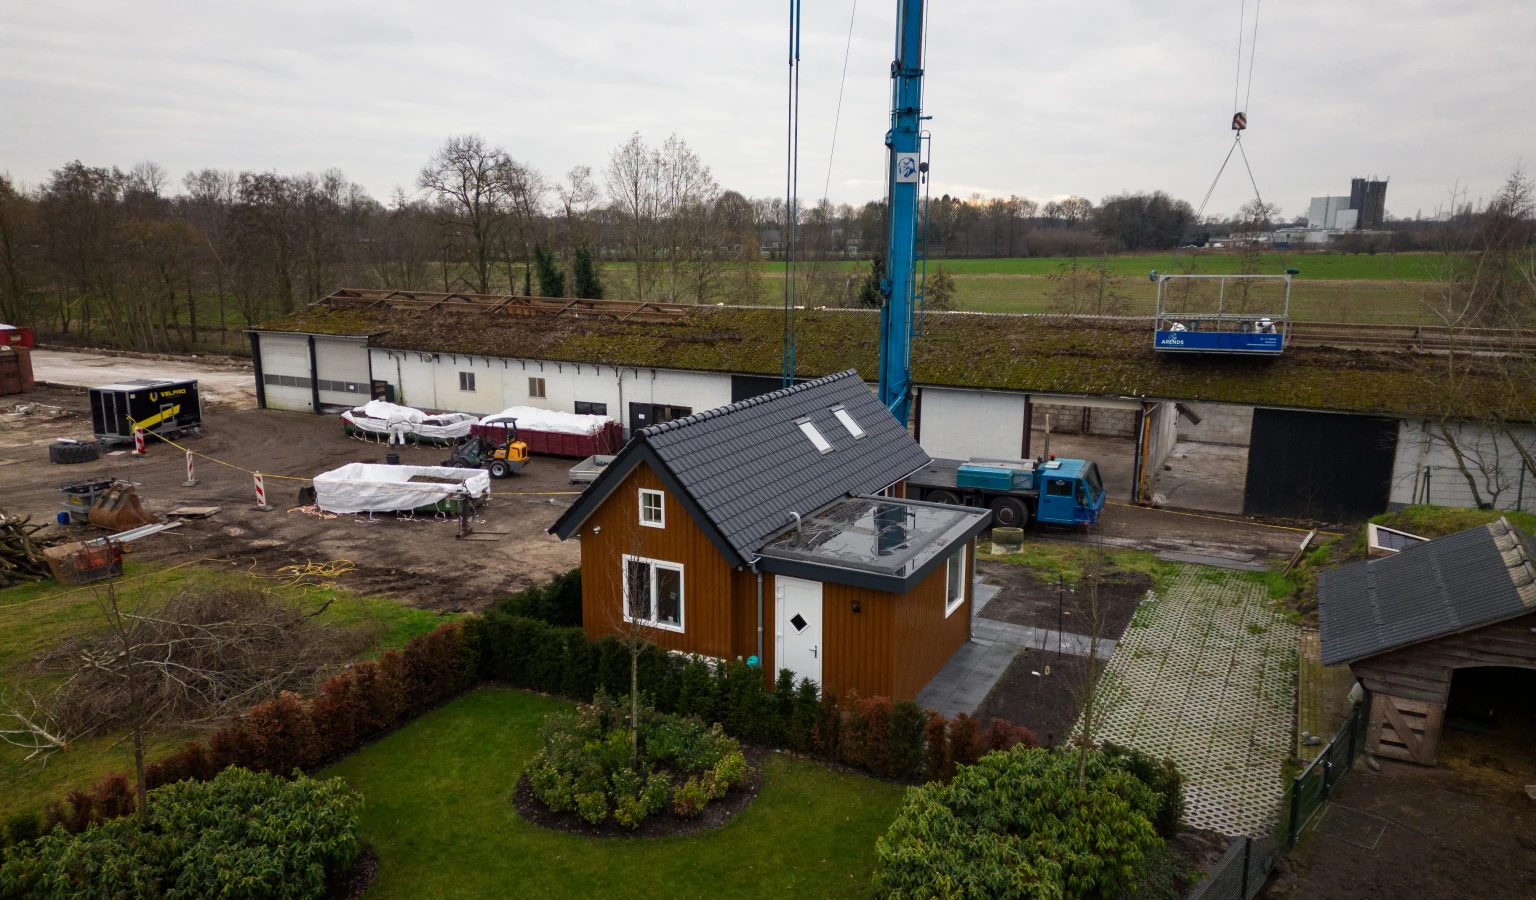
[182,451,199,487]
[253,472,272,511]
[132,427,147,456]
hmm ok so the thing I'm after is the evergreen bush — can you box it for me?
[873,747,1162,900]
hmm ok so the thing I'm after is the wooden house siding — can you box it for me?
[1349,611,1536,764]
[895,542,974,700]
[578,462,736,658]
[821,579,900,699]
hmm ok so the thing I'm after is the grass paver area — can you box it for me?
[323,688,907,899]
[1092,565,1298,837]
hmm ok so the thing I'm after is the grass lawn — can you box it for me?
[0,562,456,822]
[323,688,907,899]
[985,540,1176,589]
[762,252,1441,281]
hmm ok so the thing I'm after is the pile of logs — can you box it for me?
[0,509,53,588]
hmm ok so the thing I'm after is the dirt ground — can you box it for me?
[1266,678,1536,900]
[1064,502,1309,565]
[975,560,1153,639]
[972,647,1088,749]
[0,385,579,610]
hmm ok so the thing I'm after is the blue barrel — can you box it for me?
[56,511,70,525]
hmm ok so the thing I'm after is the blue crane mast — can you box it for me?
[877,0,927,426]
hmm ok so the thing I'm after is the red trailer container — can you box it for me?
[0,345,33,396]
[0,325,34,348]
[472,419,624,458]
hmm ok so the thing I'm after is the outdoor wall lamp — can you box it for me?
[851,599,862,613]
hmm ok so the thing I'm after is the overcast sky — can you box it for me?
[2,0,1531,221]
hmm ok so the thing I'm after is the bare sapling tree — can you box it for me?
[1068,543,1115,788]
[602,531,678,768]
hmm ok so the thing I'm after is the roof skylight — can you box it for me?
[799,420,833,454]
[832,407,865,439]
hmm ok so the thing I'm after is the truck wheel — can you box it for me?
[990,497,1030,529]
[49,441,101,465]
[490,460,511,478]
[925,489,960,506]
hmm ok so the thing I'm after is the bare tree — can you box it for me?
[1046,255,1129,315]
[1068,544,1115,788]
[418,134,515,295]
[606,133,662,302]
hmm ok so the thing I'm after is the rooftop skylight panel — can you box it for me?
[832,406,865,439]
[799,420,833,453]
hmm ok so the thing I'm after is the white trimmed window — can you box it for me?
[944,546,966,617]
[528,377,546,398]
[458,371,476,392]
[623,555,684,631]
[639,489,665,528]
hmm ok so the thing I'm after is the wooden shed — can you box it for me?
[1318,517,1536,765]
[549,370,991,700]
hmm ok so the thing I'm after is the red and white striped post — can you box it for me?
[132,427,147,456]
[182,451,199,487]
[253,472,273,511]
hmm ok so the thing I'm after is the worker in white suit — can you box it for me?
[386,411,412,446]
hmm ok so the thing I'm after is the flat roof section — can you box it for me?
[756,495,991,594]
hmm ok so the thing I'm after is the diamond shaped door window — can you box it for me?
[790,613,809,633]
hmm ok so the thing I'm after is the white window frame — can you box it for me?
[798,420,833,454]
[638,488,665,528]
[528,377,546,398]
[944,546,967,618]
[458,371,476,392]
[622,554,685,633]
[832,406,865,439]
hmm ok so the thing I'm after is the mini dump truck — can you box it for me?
[906,457,1107,528]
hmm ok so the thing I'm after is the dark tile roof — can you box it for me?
[549,370,931,566]
[1319,518,1536,665]
[641,369,929,562]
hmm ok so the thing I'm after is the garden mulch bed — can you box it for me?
[326,847,378,900]
[976,560,1152,640]
[513,745,767,839]
[972,646,1089,748]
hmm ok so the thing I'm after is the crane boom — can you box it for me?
[877,0,926,426]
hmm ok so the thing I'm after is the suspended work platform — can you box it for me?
[1153,272,1293,355]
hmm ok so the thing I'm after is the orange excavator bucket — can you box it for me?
[87,481,160,532]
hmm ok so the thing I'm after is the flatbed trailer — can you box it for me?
[906,457,1106,528]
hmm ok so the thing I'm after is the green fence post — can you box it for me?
[1240,837,1252,898]
[1288,776,1303,848]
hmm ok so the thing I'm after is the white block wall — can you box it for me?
[1389,418,1536,512]
[918,387,1027,460]
[1146,401,1179,474]
[366,349,732,432]
[1175,403,1254,446]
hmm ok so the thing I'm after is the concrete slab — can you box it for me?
[30,350,256,406]
[1154,440,1250,514]
[1156,549,1268,572]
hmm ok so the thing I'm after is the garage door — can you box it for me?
[314,337,370,408]
[918,387,1027,461]
[258,333,313,412]
[1243,408,1398,519]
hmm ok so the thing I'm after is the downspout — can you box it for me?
[249,332,266,410]
[752,559,764,671]
[307,334,321,414]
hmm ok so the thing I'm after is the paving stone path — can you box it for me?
[1089,565,1297,837]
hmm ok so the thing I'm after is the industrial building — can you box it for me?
[249,289,1536,523]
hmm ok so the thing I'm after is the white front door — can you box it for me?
[776,576,823,687]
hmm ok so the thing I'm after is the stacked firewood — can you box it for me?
[0,509,53,588]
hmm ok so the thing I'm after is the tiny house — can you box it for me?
[549,369,991,700]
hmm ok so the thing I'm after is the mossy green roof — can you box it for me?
[257,305,1534,420]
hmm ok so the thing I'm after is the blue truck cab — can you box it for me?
[909,456,1107,528]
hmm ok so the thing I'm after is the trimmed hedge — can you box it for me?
[873,747,1164,900]
[36,570,1049,835]
[1,768,360,900]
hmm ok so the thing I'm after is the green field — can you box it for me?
[0,563,456,822]
[762,252,1442,281]
[323,688,906,899]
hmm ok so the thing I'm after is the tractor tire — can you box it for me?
[49,441,101,465]
[990,496,1030,529]
[925,489,960,506]
[489,460,511,478]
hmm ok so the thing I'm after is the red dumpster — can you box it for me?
[0,325,34,348]
[472,419,624,458]
[0,345,33,396]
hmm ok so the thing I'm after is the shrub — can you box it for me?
[493,568,583,627]
[982,719,1040,754]
[840,692,892,774]
[812,691,841,759]
[786,677,820,753]
[924,714,952,783]
[873,747,1163,900]
[1102,742,1184,838]
[0,768,361,900]
[948,712,983,769]
[1,812,41,850]
[244,691,322,775]
[526,695,750,830]
[143,741,217,791]
[718,660,772,744]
